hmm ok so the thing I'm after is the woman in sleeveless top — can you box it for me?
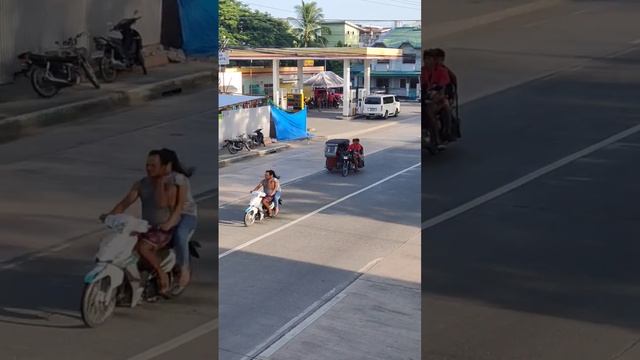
[158,149,198,296]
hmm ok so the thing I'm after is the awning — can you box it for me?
[370,71,421,77]
[218,94,265,109]
[227,47,403,61]
[303,71,344,88]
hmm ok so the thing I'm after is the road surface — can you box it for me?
[219,105,422,359]
[423,1,640,359]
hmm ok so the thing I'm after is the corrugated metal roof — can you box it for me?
[374,27,422,49]
[219,94,265,108]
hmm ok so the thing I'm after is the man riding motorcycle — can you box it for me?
[251,170,280,217]
[101,150,178,297]
[421,49,455,150]
[347,138,364,168]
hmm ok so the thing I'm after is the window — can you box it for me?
[400,79,407,88]
[383,96,394,104]
[410,78,418,88]
[377,59,390,64]
[365,97,381,104]
[376,78,389,88]
[403,54,416,64]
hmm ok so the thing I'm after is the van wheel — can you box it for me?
[394,109,399,117]
[383,111,388,119]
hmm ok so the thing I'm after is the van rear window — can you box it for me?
[365,97,381,104]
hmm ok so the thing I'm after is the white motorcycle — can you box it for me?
[80,214,200,327]
[244,191,281,226]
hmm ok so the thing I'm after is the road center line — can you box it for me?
[423,122,640,230]
[219,162,421,259]
[246,258,383,359]
[125,320,218,360]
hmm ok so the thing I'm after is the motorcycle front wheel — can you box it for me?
[99,52,118,83]
[81,277,116,328]
[342,161,350,177]
[244,211,256,226]
[30,68,60,98]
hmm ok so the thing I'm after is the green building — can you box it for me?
[322,21,364,47]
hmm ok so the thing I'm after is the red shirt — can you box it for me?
[348,143,363,153]
[421,64,450,90]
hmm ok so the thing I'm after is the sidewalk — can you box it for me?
[219,142,292,168]
[260,233,421,360]
[0,61,215,142]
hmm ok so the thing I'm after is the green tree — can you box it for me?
[293,1,330,47]
[220,0,295,48]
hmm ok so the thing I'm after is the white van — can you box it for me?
[362,95,400,119]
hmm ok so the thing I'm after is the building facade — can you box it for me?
[369,26,421,99]
[322,21,363,47]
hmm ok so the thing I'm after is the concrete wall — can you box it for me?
[219,106,271,148]
[0,0,162,84]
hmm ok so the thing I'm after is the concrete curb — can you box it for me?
[218,144,291,168]
[0,70,215,143]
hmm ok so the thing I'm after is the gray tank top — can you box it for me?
[139,177,171,226]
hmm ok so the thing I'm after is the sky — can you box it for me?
[240,0,421,22]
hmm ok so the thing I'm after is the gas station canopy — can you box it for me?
[226,47,403,61]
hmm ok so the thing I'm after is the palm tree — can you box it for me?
[293,1,330,47]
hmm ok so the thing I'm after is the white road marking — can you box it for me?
[50,243,72,253]
[247,258,383,359]
[219,162,421,259]
[630,38,640,45]
[125,320,217,360]
[218,145,395,209]
[423,122,640,230]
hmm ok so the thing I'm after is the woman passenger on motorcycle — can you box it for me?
[271,170,282,217]
[159,148,197,296]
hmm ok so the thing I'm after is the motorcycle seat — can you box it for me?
[30,53,75,63]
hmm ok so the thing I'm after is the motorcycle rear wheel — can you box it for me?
[30,68,60,98]
[99,53,118,83]
[227,143,238,155]
[81,277,116,328]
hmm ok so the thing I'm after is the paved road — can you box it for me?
[219,106,421,359]
[0,88,217,359]
[423,1,640,359]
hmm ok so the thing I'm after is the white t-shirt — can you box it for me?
[173,172,197,217]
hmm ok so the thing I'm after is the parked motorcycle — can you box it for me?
[223,134,253,154]
[93,11,147,82]
[250,129,266,148]
[17,32,100,98]
[81,214,200,327]
[244,191,282,226]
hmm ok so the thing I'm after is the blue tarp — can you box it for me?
[178,0,217,56]
[271,106,309,141]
